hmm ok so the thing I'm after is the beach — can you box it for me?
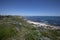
[27,20,60,29]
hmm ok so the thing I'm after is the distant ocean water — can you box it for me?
[24,16,60,26]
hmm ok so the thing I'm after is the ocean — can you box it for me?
[24,16,60,26]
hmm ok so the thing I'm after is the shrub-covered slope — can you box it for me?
[0,16,60,40]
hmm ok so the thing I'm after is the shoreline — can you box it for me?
[27,20,60,30]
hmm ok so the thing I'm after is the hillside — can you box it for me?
[0,16,60,40]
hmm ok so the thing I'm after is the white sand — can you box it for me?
[27,20,60,29]
[27,20,49,26]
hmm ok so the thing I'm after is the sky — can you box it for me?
[0,0,60,16]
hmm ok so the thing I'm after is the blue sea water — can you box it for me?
[24,16,60,26]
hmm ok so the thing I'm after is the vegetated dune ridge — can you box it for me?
[0,15,60,40]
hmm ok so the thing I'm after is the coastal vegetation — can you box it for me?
[0,15,60,40]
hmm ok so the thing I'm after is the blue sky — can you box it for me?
[0,0,60,16]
